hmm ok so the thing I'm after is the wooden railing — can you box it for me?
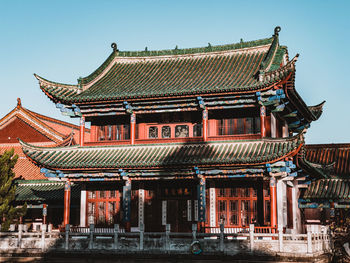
[204,226,277,234]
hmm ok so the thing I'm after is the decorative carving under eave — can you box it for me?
[259,54,299,83]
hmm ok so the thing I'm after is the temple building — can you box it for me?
[20,27,325,233]
[299,144,350,225]
[0,98,88,227]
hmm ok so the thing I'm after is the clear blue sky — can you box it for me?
[0,0,349,144]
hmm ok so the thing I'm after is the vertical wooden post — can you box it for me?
[42,204,47,225]
[202,109,208,141]
[270,177,277,229]
[130,113,136,145]
[79,116,85,146]
[63,181,71,227]
[80,185,87,227]
[260,106,266,138]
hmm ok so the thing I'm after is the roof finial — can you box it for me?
[274,26,281,37]
[111,43,118,52]
[17,98,22,108]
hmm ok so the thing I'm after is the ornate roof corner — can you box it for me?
[16,98,22,109]
[259,53,298,83]
[273,26,281,37]
[34,73,81,104]
[298,146,330,179]
[308,100,326,120]
[111,42,119,52]
[258,26,282,80]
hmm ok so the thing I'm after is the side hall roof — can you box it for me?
[302,179,350,201]
[34,27,292,104]
[19,133,303,172]
[15,180,80,202]
[305,144,350,176]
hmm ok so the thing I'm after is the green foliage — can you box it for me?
[0,149,26,231]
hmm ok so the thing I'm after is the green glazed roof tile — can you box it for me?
[303,179,350,201]
[20,134,303,172]
[35,34,292,104]
[15,180,80,202]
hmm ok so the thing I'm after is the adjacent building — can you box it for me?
[0,98,88,227]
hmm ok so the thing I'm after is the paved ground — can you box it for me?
[0,253,331,263]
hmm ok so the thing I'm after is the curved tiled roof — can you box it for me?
[20,134,303,172]
[302,179,350,201]
[15,180,80,201]
[305,144,350,176]
[34,29,292,104]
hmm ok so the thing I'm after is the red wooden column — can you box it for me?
[202,109,208,141]
[79,116,85,146]
[43,204,47,225]
[63,181,71,226]
[260,106,266,137]
[270,177,277,228]
[130,113,136,145]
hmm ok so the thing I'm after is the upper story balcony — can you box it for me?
[84,109,270,146]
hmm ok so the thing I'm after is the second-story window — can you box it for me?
[149,126,158,139]
[98,124,130,141]
[175,125,189,138]
[218,117,260,135]
[161,126,171,138]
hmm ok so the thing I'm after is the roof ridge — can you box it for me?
[259,26,281,73]
[26,108,90,131]
[80,37,274,86]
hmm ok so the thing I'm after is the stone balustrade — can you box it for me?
[0,224,331,258]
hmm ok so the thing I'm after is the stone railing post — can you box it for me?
[165,224,170,251]
[219,223,224,252]
[114,224,119,250]
[139,223,144,251]
[278,225,283,252]
[41,224,47,251]
[65,224,70,250]
[323,226,330,251]
[18,224,23,249]
[89,224,95,250]
[249,224,254,251]
[307,225,312,254]
[192,224,197,241]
